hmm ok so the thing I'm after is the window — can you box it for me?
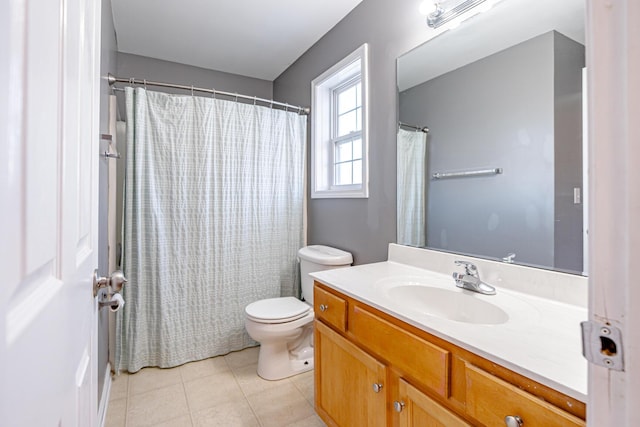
[333,79,362,186]
[311,44,368,198]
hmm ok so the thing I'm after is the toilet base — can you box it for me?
[256,342,314,381]
[258,348,313,381]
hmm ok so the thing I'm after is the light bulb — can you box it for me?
[419,0,437,16]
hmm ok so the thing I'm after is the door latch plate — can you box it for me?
[581,320,624,371]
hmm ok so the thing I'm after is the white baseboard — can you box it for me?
[97,363,112,427]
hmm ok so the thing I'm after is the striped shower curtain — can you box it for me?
[116,87,306,373]
[397,128,427,247]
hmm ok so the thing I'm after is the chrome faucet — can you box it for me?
[452,260,496,295]
[502,253,516,263]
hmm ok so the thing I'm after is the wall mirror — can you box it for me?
[397,0,586,275]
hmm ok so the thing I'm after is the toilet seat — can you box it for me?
[245,297,311,324]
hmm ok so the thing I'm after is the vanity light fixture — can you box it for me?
[420,0,488,29]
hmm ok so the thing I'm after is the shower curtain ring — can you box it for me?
[285,103,289,112]
[143,79,147,89]
[235,93,238,102]
[253,96,257,106]
[191,85,194,96]
[211,89,215,99]
[129,77,135,85]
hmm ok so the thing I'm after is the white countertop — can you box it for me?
[311,260,588,402]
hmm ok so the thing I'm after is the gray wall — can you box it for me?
[98,0,118,404]
[116,52,273,114]
[553,32,585,272]
[399,31,584,271]
[273,0,431,265]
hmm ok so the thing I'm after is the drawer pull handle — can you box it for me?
[505,415,523,427]
[393,401,405,413]
[319,304,328,312]
[372,383,383,393]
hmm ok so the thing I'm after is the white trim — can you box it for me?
[311,43,369,199]
[97,363,112,427]
[587,0,640,423]
[581,67,588,276]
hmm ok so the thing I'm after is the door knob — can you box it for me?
[109,270,127,292]
[93,269,128,296]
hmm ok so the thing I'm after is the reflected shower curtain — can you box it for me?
[397,128,427,247]
[116,87,306,373]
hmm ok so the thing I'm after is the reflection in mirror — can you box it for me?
[397,0,586,275]
[397,126,429,247]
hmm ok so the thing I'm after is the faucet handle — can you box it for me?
[454,260,478,276]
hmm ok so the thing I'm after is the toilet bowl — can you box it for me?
[244,245,353,380]
[245,297,315,380]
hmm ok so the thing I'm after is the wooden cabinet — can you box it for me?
[314,285,347,332]
[315,321,386,427]
[349,302,450,397]
[313,281,586,427]
[397,378,470,427]
[465,364,585,427]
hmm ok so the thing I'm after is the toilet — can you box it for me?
[244,245,353,380]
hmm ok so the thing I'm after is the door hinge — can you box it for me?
[581,320,624,371]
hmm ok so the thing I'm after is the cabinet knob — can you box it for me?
[319,304,328,312]
[393,401,405,413]
[505,415,523,427]
[372,383,383,393]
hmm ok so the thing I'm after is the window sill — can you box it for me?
[311,188,369,199]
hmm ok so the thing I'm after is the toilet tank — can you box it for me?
[298,245,353,305]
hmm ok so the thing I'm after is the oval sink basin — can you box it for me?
[388,285,509,325]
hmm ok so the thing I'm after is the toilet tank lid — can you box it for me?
[298,245,353,265]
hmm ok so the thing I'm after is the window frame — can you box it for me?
[311,43,369,199]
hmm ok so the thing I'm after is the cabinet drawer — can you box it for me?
[465,363,585,427]
[314,283,347,332]
[349,303,450,397]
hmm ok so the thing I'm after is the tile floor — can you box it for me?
[105,346,326,427]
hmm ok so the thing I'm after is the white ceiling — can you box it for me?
[111,0,363,81]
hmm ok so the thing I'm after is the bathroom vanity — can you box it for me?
[311,245,587,427]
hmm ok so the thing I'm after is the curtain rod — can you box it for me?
[399,121,429,133]
[107,73,310,115]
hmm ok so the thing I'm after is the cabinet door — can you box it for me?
[396,378,470,427]
[315,321,386,427]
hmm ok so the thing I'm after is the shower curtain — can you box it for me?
[116,87,306,373]
[397,128,427,247]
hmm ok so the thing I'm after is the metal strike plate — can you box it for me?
[581,320,624,371]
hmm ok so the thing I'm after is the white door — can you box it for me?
[587,0,640,424]
[0,0,102,425]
